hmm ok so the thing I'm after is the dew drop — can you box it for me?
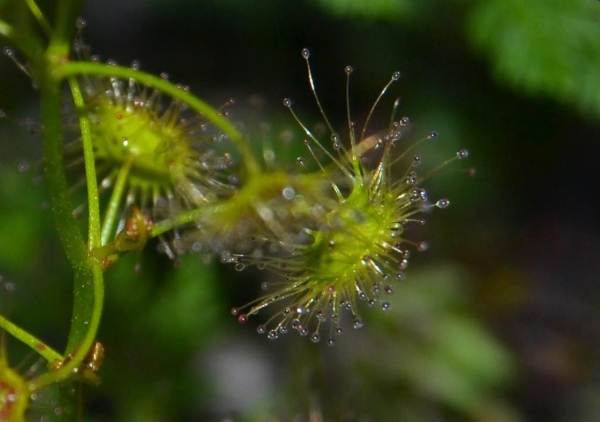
[282,186,296,200]
[429,131,438,139]
[160,72,169,80]
[335,327,343,336]
[345,65,353,75]
[412,154,422,166]
[234,263,246,271]
[296,157,305,166]
[267,330,278,340]
[467,167,476,177]
[130,60,141,70]
[237,314,248,324]
[230,307,240,316]
[3,47,14,57]
[436,199,450,209]
[400,116,410,125]
[333,142,341,150]
[391,71,401,81]
[381,302,390,311]
[301,48,310,59]
[283,98,292,107]
[385,285,394,294]
[310,333,321,343]
[296,306,309,315]
[457,149,469,159]
[261,282,270,290]
[398,259,409,270]
[353,318,364,329]
[368,299,377,307]
[396,272,406,280]
[257,325,266,334]
[16,159,30,173]
[327,338,336,346]
[298,326,309,336]
[76,18,87,29]
[331,133,340,143]
[279,326,288,334]
[417,241,429,252]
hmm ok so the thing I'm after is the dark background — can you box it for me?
[1,0,600,421]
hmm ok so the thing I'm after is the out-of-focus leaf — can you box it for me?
[357,265,520,421]
[467,0,600,116]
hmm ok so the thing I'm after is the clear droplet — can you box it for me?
[391,71,401,81]
[417,241,429,251]
[237,314,248,324]
[353,318,364,329]
[76,17,87,29]
[436,199,450,209]
[429,131,438,139]
[345,65,353,75]
[302,48,310,59]
[381,302,390,311]
[267,330,278,340]
[310,333,321,343]
[283,98,292,107]
[257,325,266,334]
[456,149,469,159]
[282,186,296,200]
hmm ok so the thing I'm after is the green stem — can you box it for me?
[100,158,133,246]
[68,77,101,250]
[24,0,52,37]
[150,204,222,238]
[29,264,104,391]
[51,0,85,52]
[40,66,87,267]
[56,61,262,176]
[0,314,62,363]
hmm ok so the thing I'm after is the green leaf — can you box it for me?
[467,0,600,116]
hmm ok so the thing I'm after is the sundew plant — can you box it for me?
[0,0,484,420]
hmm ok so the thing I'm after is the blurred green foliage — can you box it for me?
[1,0,600,421]
[468,0,600,117]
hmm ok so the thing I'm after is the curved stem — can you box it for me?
[69,77,102,250]
[0,314,62,363]
[24,0,53,37]
[100,158,133,246]
[57,61,262,177]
